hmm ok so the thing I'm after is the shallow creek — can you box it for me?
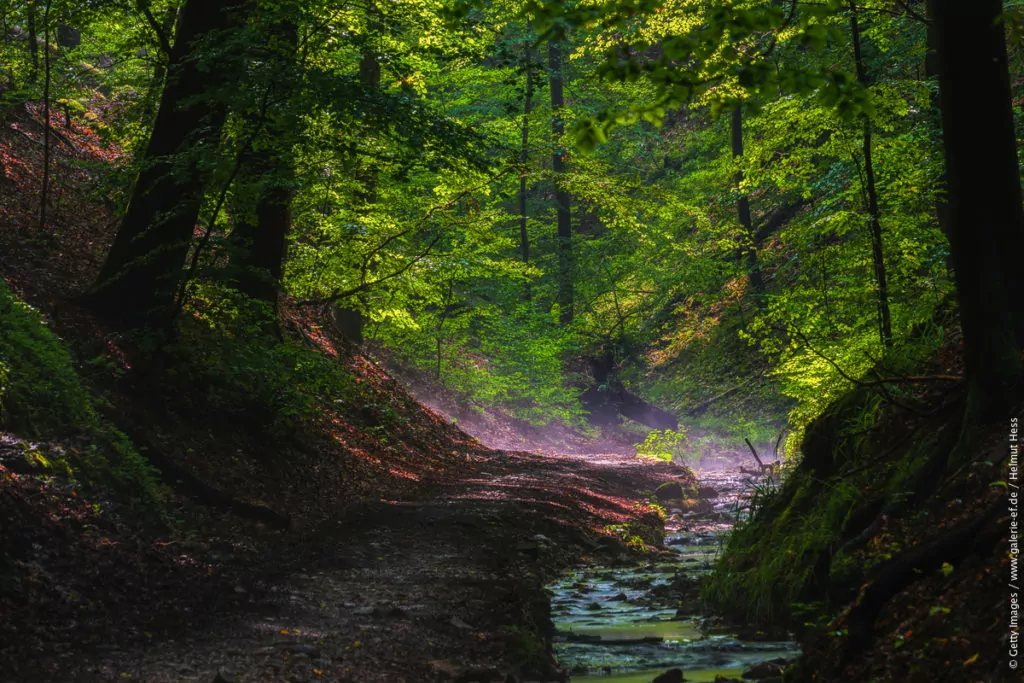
[548,468,800,681]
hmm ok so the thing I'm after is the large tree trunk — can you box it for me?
[924,14,953,258]
[227,17,299,313]
[549,40,573,324]
[88,0,244,327]
[730,105,764,299]
[327,8,382,340]
[850,2,892,348]
[929,0,1024,423]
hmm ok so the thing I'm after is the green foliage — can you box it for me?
[0,282,158,504]
[634,428,688,462]
[0,283,94,435]
[170,285,355,435]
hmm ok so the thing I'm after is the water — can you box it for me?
[549,468,799,681]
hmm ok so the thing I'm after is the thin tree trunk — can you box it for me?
[88,0,245,328]
[549,39,572,324]
[38,0,51,235]
[850,1,893,348]
[730,105,764,299]
[519,42,533,266]
[26,3,38,84]
[929,0,1024,424]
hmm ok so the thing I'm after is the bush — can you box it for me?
[0,281,158,504]
[635,428,689,462]
[0,283,95,435]
[170,284,355,435]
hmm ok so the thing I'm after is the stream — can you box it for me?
[548,468,800,682]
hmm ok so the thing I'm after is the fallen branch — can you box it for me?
[744,437,765,469]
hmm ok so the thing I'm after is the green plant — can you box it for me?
[0,282,159,506]
[169,284,355,435]
[635,428,689,463]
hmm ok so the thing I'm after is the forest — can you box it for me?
[0,0,1019,681]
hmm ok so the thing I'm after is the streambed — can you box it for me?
[548,469,800,681]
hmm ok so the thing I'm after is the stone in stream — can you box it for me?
[654,480,692,503]
[697,484,720,498]
[741,660,784,679]
[651,668,684,683]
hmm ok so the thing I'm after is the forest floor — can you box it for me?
[2,439,692,682]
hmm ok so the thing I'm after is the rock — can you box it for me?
[697,485,719,498]
[655,481,688,502]
[741,661,784,679]
[531,534,552,544]
[585,602,602,611]
[652,668,684,683]
[430,661,463,679]
[429,661,504,682]
[609,591,629,601]
[680,498,712,513]
[213,670,236,683]
[450,615,474,630]
[279,643,322,658]
[455,667,504,682]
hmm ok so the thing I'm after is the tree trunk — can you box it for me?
[730,105,764,298]
[850,2,893,348]
[56,24,79,48]
[929,0,1024,423]
[549,39,573,324]
[519,42,534,266]
[38,0,51,236]
[329,8,383,334]
[88,0,244,328]
[924,14,953,249]
[26,3,38,84]
[227,17,299,313]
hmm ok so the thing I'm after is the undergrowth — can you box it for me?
[166,284,356,436]
[0,281,158,506]
[703,366,948,631]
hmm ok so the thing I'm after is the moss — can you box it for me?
[703,382,937,628]
[655,480,696,502]
[0,282,158,506]
[0,284,94,436]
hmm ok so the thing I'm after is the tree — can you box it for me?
[88,0,247,328]
[549,37,573,324]
[226,11,300,314]
[731,104,764,299]
[928,0,1024,424]
[518,40,534,267]
[848,0,892,348]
